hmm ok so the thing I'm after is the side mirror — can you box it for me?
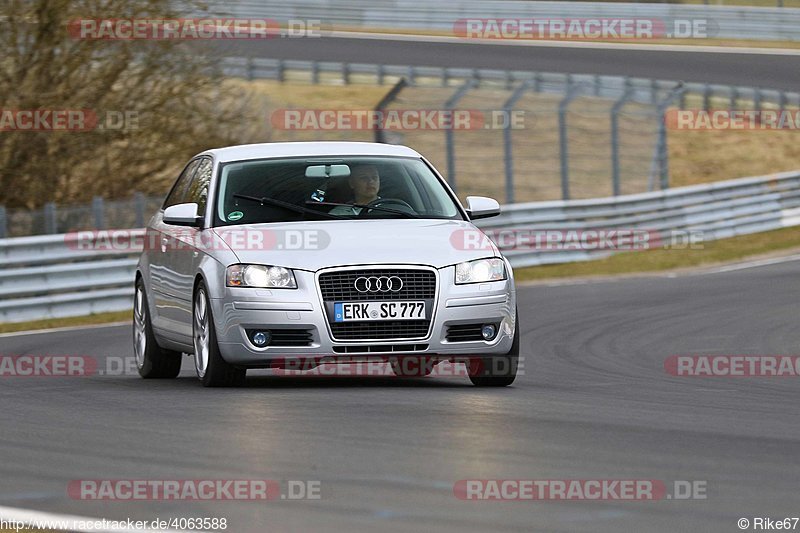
[465,196,500,220]
[163,203,202,227]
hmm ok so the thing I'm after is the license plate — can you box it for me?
[333,301,425,322]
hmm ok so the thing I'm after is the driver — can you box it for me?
[328,164,380,216]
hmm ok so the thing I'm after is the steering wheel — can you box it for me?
[359,198,415,217]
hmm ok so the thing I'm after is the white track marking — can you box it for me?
[327,30,800,56]
[0,505,184,532]
[698,253,800,275]
[0,321,130,339]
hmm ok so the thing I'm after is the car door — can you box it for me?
[150,158,202,335]
[159,156,214,341]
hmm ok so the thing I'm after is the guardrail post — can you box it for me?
[445,79,478,193]
[558,82,585,200]
[729,86,738,112]
[594,74,601,97]
[44,202,57,234]
[754,89,762,112]
[779,91,787,112]
[502,80,533,204]
[311,61,320,84]
[134,192,146,227]
[703,84,711,112]
[376,63,385,86]
[246,57,255,81]
[533,72,541,94]
[505,71,514,91]
[442,68,449,87]
[0,205,6,239]
[92,196,105,230]
[276,59,285,82]
[611,85,635,197]
[407,66,415,86]
[373,78,408,144]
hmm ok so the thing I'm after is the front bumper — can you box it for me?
[210,264,516,366]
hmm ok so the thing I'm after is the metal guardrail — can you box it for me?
[208,0,800,41]
[1,171,799,323]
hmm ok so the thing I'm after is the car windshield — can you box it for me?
[214,156,463,225]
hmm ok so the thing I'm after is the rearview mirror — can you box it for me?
[163,203,202,227]
[465,196,500,220]
[305,164,351,178]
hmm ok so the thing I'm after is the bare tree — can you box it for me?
[0,0,249,208]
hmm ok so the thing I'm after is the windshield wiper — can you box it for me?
[233,194,338,219]
[304,201,420,219]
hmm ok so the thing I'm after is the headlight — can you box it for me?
[226,264,297,288]
[455,258,506,284]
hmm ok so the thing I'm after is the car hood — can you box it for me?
[213,219,499,271]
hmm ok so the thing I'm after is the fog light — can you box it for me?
[252,331,270,347]
[481,324,497,341]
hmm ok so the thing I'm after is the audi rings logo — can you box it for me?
[354,276,404,293]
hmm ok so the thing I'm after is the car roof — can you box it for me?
[199,142,422,163]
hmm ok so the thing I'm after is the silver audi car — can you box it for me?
[134,142,518,387]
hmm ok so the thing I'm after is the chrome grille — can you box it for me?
[318,269,436,302]
[319,268,437,341]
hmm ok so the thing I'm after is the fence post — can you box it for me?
[611,84,635,197]
[444,79,478,193]
[0,205,6,239]
[652,83,686,191]
[373,78,408,144]
[729,86,738,112]
[558,83,585,200]
[134,192,146,228]
[92,196,105,230]
[407,65,415,86]
[342,62,349,84]
[502,80,533,204]
[44,202,57,234]
[754,88,762,112]
[779,91,787,112]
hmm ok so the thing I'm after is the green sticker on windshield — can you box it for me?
[228,211,243,221]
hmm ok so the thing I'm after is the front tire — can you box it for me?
[193,282,246,387]
[133,278,182,379]
[468,312,519,387]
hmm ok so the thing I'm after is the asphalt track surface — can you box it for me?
[208,34,800,91]
[1,259,799,532]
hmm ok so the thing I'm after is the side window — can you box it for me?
[186,157,213,215]
[163,159,201,209]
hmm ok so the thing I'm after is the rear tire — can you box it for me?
[193,282,246,387]
[468,312,519,387]
[133,278,182,379]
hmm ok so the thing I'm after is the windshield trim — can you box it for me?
[211,154,466,227]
